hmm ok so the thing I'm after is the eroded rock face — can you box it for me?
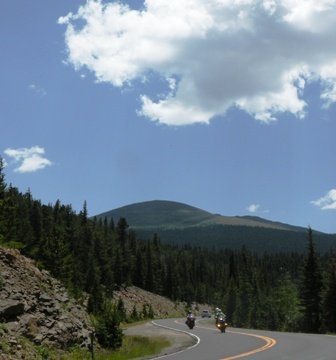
[0,247,93,354]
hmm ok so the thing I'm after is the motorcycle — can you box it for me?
[216,316,227,333]
[186,316,195,329]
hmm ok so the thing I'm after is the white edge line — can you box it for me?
[151,320,201,359]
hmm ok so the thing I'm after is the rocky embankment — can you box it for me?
[0,246,209,359]
[0,247,92,359]
[112,286,188,318]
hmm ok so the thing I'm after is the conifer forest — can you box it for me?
[1,158,336,350]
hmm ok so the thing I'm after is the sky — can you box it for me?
[1,0,336,233]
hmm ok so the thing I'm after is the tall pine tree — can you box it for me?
[321,258,336,332]
[300,227,322,333]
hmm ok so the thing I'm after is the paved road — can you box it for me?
[152,318,336,360]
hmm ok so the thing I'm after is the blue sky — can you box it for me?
[1,0,335,233]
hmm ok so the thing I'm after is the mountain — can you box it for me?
[96,200,305,231]
[95,200,336,253]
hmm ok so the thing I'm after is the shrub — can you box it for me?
[95,301,123,350]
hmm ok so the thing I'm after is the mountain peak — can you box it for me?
[94,200,335,253]
[95,200,299,231]
[96,200,214,229]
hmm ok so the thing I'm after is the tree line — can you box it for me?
[1,158,336,350]
[137,224,336,253]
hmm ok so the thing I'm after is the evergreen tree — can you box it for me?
[300,228,322,333]
[147,303,155,319]
[95,301,123,350]
[321,258,336,332]
[109,217,115,232]
[133,249,144,288]
[145,241,154,292]
[114,248,123,286]
[164,259,174,299]
[275,273,301,331]
[223,279,237,324]
[130,305,139,321]
[116,218,131,285]
[27,200,43,257]
[116,298,127,322]
[86,255,104,314]
[228,253,237,280]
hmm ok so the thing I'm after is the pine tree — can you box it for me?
[86,255,103,313]
[27,200,43,257]
[95,301,123,350]
[321,258,336,332]
[133,250,144,288]
[275,273,301,331]
[300,227,322,333]
[223,279,237,324]
[164,259,174,299]
[2,185,27,246]
[116,218,131,285]
[130,305,139,321]
[145,241,154,292]
[116,298,127,322]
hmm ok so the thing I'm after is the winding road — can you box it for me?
[152,318,336,360]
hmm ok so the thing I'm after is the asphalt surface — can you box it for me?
[151,318,336,360]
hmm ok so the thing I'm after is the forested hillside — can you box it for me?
[137,225,336,253]
[1,158,336,345]
[97,200,336,253]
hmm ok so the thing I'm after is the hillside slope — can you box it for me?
[0,246,203,359]
[96,200,305,231]
[0,247,92,359]
[95,200,336,253]
[112,286,191,318]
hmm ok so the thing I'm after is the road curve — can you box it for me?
[152,318,336,360]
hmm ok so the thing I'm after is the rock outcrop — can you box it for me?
[112,285,187,318]
[0,247,93,358]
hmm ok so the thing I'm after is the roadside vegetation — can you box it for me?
[0,328,170,360]
[63,335,171,360]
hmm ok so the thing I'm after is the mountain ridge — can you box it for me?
[94,200,336,253]
[95,199,309,232]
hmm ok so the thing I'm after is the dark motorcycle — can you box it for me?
[216,316,227,333]
[186,316,195,329]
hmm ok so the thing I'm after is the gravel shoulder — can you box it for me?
[123,320,196,359]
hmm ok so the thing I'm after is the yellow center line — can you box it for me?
[220,330,277,360]
[174,320,277,359]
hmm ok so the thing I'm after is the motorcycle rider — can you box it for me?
[187,310,194,320]
[214,307,220,319]
[215,308,226,324]
[185,310,196,329]
[186,310,195,325]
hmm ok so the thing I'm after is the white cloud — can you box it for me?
[246,204,260,213]
[59,0,336,125]
[311,189,336,210]
[4,146,52,173]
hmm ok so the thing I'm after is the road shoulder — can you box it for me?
[124,320,196,359]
